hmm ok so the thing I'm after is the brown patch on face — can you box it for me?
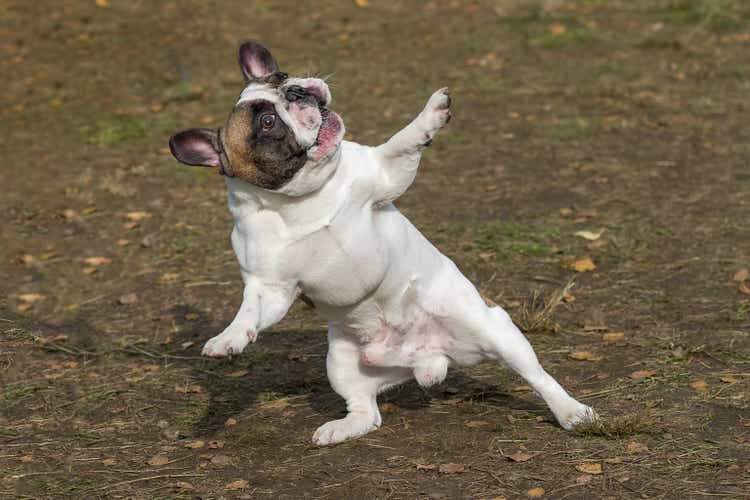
[223,100,308,190]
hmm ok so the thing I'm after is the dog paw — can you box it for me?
[312,413,379,446]
[557,403,599,431]
[419,87,452,138]
[201,327,256,357]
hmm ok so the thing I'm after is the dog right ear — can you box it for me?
[238,40,280,82]
[169,128,220,168]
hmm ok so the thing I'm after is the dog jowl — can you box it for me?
[169,41,597,446]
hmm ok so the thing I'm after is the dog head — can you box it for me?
[169,41,345,195]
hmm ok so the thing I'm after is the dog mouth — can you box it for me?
[308,107,342,162]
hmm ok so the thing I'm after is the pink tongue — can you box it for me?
[310,113,341,161]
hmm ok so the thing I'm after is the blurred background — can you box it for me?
[1,1,748,498]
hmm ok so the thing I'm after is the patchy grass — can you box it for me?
[472,222,552,259]
[515,280,575,335]
[576,412,658,439]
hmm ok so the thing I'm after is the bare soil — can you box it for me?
[1,1,748,498]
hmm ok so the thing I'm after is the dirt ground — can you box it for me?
[1,0,749,498]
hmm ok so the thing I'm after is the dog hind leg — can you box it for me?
[313,325,410,445]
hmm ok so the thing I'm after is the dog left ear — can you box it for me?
[238,40,279,81]
[169,128,220,168]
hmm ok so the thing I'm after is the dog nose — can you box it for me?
[284,85,309,102]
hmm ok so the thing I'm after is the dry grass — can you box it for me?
[515,279,575,335]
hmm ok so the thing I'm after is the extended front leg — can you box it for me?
[372,88,451,204]
[202,278,297,357]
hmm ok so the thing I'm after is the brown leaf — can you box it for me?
[625,441,649,454]
[83,256,112,266]
[185,440,205,449]
[102,458,117,465]
[208,440,225,449]
[379,402,397,413]
[629,370,656,380]
[690,380,709,392]
[549,23,567,36]
[464,420,490,429]
[568,351,604,362]
[62,208,79,219]
[511,385,532,392]
[569,257,596,273]
[507,451,533,462]
[116,239,130,246]
[118,293,138,305]
[739,283,750,295]
[211,454,231,466]
[720,376,738,383]
[124,211,152,221]
[226,479,249,490]
[17,303,32,312]
[732,268,749,282]
[527,487,545,497]
[19,455,34,463]
[559,207,573,217]
[416,463,438,471]
[18,293,46,303]
[123,221,139,230]
[225,370,249,378]
[261,398,289,410]
[354,0,369,6]
[601,332,624,342]
[225,418,237,426]
[438,463,465,474]
[82,267,98,275]
[576,463,603,474]
[160,273,179,282]
[184,312,199,321]
[147,454,169,466]
[95,0,108,7]
[174,481,194,490]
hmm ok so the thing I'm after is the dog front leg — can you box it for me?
[372,88,451,204]
[202,278,296,357]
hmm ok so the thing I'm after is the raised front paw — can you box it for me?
[419,87,452,137]
[201,326,257,357]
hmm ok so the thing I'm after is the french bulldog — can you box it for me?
[169,41,597,445]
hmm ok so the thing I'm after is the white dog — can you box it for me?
[169,41,597,445]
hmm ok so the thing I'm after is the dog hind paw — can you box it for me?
[557,403,599,431]
[312,414,379,446]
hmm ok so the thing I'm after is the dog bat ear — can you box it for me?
[238,40,279,82]
[169,128,220,168]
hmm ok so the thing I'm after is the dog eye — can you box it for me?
[260,113,276,130]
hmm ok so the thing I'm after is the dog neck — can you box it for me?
[225,144,346,222]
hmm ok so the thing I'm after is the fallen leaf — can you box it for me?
[354,0,369,6]
[576,463,603,474]
[211,454,231,466]
[208,440,225,449]
[569,257,596,272]
[174,384,203,394]
[512,385,532,392]
[118,293,138,305]
[690,380,709,392]
[739,283,750,295]
[18,293,46,303]
[62,209,78,219]
[720,376,738,383]
[261,399,289,410]
[559,207,573,217]
[549,23,567,36]
[116,239,130,246]
[625,441,649,454]
[160,273,178,282]
[150,103,164,113]
[225,370,249,378]
[732,269,748,281]
[83,257,112,266]
[562,293,576,303]
[507,451,533,462]
[379,402,397,413]
[95,0,108,7]
[83,267,98,275]
[147,454,169,466]
[19,455,33,463]
[629,370,656,380]
[17,303,32,312]
[184,312,199,321]
[438,463,465,474]
[102,458,117,465]
[123,221,139,230]
[465,420,490,428]
[575,229,604,241]
[416,463,438,471]
[527,487,545,498]
[18,254,36,265]
[174,481,194,490]
[185,440,205,449]
[601,332,624,342]
[225,418,237,426]
[124,211,152,221]
[568,351,604,362]
[226,479,249,490]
